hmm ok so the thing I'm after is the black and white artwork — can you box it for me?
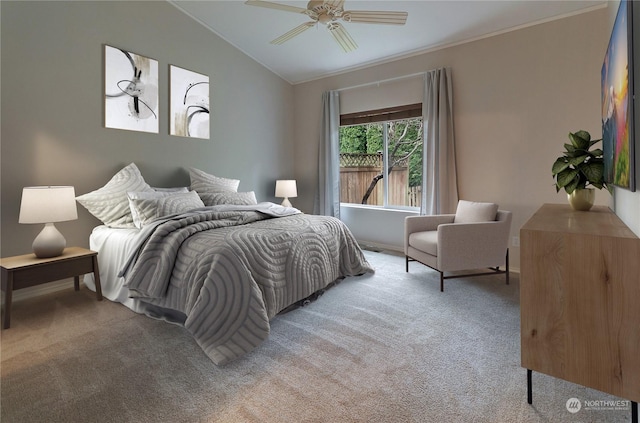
[104,45,158,133]
[170,65,210,139]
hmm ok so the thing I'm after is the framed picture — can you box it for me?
[601,0,636,191]
[104,45,159,133]
[170,65,210,139]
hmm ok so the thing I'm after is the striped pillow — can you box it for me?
[128,190,205,228]
[128,190,180,228]
[151,186,189,193]
[76,163,152,228]
[199,191,257,206]
[189,167,239,194]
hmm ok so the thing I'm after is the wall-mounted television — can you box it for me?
[601,0,636,192]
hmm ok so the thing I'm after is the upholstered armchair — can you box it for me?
[405,200,512,292]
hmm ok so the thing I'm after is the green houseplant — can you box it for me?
[551,130,611,211]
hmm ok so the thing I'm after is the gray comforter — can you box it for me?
[121,204,373,365]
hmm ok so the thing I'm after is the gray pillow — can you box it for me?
[199,191,257,206]
[128,190,205,228]
[128,190,183,228]
[151,186,189,193]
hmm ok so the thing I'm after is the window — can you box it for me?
[339,104,423,208]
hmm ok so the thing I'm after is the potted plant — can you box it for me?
[551,130,611,211]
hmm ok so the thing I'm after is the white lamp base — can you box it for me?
[32,223,66,258]
[281,197,292,208]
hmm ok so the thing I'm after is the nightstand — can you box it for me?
[0,247,102,329]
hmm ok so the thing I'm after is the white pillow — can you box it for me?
[199,191,257,206]
[128,190,205,228]
[189,167,239,194]
[76,163,152,228]
[454,200,498,223]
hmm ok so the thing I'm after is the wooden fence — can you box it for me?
[407,186,422,208]
[339,153,420,207]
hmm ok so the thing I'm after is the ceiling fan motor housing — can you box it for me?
[307,1,341,22]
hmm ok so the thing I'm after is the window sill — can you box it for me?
[340,203,419,213]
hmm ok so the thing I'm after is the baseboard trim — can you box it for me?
[1,278,77,303]
[358,241,403,254]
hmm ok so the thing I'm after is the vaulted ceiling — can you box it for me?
[170,0,607,84]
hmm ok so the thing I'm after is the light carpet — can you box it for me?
[0,250,632,422]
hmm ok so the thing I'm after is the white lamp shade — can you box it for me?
[19,186,78,224]
[275,180,297,199]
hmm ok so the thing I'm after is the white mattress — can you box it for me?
[84,225,184,321]
[84,225,141,309]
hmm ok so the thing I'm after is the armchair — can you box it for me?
[405,200,512,292]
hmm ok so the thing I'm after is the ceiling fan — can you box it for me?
[245,0,408,53]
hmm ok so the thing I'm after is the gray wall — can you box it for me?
[1,1,295,257]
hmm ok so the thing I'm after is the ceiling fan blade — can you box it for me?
[342,10,408,25]
[327,22,357,53]
[270,22,316,45]
[245,0,308,14]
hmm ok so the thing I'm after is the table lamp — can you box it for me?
[19,186,78,258]
[275,180,297,207]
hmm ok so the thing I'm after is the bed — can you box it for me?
[77,164,373,365]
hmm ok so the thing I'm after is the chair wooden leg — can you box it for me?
[406,256,409,272]
[506,249,510,285]
[440,272,444,292]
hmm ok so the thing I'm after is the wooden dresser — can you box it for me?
[520,204,640,410]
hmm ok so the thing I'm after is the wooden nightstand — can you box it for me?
[0,247,102,329]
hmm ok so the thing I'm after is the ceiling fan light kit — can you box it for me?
[245,0,408,53]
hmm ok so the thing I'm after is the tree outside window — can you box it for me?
[339,117,423,208]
